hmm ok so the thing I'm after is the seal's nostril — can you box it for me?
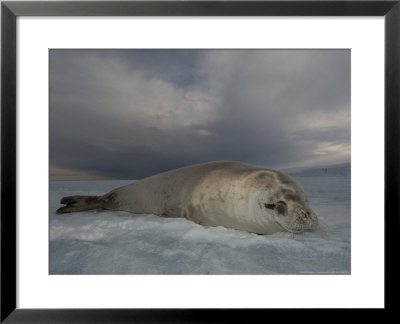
[300,210,310,219]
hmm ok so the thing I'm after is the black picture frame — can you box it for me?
[1,0,398,321]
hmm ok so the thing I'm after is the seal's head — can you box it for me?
[264,200,319,233]
[250,170,319,234]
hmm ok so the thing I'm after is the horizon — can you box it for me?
[50,160,351,181]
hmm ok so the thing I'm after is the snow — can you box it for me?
[49,166,350,274]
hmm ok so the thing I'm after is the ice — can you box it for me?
[49,165,350,274]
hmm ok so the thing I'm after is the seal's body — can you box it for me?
[57,161,319,234]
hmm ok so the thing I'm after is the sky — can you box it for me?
[49,49,350,180]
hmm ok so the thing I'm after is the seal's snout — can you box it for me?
[299,208,319,229]
[299,209,310,219]
[298,209,317,225]
[296,207,316,220]
[279,207,319,233]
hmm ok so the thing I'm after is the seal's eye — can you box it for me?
[264,203,276,210]
[264,201,287,215]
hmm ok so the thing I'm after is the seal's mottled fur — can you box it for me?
[57,161,319,235]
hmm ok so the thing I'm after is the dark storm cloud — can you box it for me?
[50,49,350,180]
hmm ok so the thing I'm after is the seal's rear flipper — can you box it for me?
[56,195,104,214]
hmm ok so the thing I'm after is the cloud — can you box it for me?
[50,49,350,179]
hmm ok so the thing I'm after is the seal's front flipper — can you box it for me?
[56,195,104,214]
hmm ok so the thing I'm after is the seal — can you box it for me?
[56,161,319,234]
